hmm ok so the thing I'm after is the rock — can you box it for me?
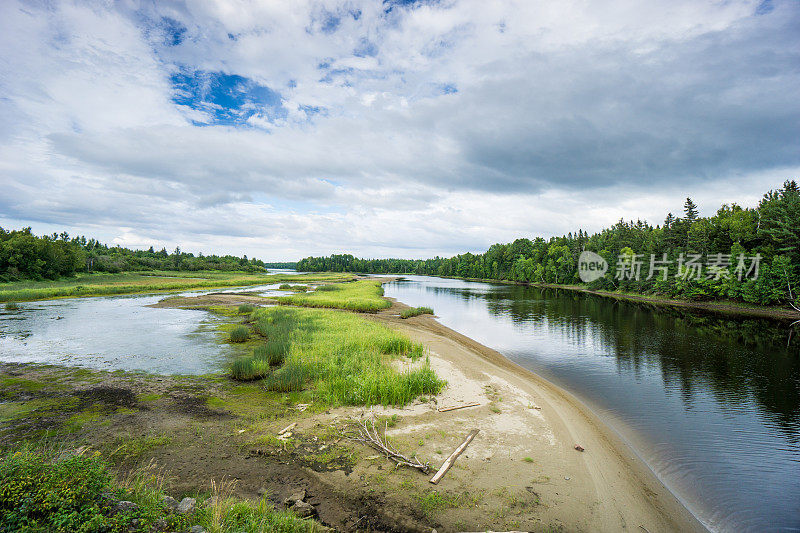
[290,500,316,518]
[190,527,207,533]
[151,518,167,531]
[114,500,139,513]
[574,444,585,452]
[177,497,196,514]
[283,488,306,506]
[161,495,178,511]
[257,487,268,497]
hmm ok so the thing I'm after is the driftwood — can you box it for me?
[429,429,479,484]
[437,402,480,413]
[348,417,430,473]
[278,422,297,435]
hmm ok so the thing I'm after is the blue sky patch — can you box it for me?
[171,70,285,126]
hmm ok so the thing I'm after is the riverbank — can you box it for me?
[154,287,704,531]
[376,273,800,322]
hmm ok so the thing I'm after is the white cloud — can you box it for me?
[0,0,797,260]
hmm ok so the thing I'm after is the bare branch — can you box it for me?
[345,416,430,474]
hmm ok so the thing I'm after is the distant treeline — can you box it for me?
[298,181,800,307]
[0,228,268,282]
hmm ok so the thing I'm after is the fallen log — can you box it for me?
[437,402,480,413]
[429,429,479,484]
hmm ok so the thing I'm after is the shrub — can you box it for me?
[399,306,434,319]
[237,304,255,314]
[228,325,250,343]
[4,302,20,311]
[278,283,292,289]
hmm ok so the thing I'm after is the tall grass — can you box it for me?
[399,306,434,319]
[229,325,251,343]
[274,280,391,313]
[237,304,256,314]
[244,307,444,406]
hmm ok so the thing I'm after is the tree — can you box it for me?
[684,198,698,223]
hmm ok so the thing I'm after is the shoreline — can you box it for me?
[366,272,800,322]
[372,296,708,532]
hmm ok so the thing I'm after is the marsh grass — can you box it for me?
[0,271,354,302]
[314,284,337,292]
[229,325,251,343]
[237,304,256,314]
[399,306,434,319]
[275,279,391,313]
[4,302,20,310]
[250,307,443,406]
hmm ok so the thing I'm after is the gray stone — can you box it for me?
[114,500,139,513]
[161,495,178,511]
[290,500,316,518]
[151,518,167,531]
[177,497,196,514]
[257,487,268,497]
[189,527,207,533]
[283,488,306,506]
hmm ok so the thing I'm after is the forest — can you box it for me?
[0,229,269,281]
[299,181,800,307]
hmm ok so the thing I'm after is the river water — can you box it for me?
[0,282,294,374]
[383,275,800,533]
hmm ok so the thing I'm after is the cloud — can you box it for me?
[0,0,798,259]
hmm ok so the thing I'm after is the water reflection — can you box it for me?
[385,275,800,532]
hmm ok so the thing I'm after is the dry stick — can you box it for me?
[429,429,480,484]
[437,402,481,413]
[278,422,297,435]
[349,417,430,473]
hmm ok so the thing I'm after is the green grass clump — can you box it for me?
[237,304,256,314]
[399,306,434,319]
[0,446,319,532]
[228,325,251,343]
[278,283,292,289]
[254,340,288,367]
[250,307,444,406]
[274,279,391,313]
[3,302,20,311]
[313,284,337,292]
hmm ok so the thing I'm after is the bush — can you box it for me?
[4,302,19,311]
[278,283,292,289]
[399,306,434,319]
[228,325,250,343]
[237,304,255,314]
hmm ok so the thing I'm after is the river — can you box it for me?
[383,275,800,533]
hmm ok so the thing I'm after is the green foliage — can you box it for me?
[399,306,434,319]
[248,307,444,406]
[229,326,251,343]
[4,302,19,311]
[237,304,256,314]
[0,447,317,532]
[297,181,800,308]
[275,280,391,313]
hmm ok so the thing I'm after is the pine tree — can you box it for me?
[684,198,698,223]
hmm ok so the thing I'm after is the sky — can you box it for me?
[0,0,798,261]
